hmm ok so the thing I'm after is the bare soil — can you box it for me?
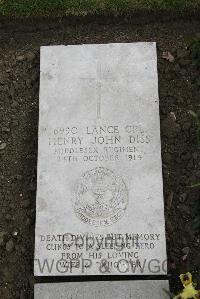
[0,16,200,299]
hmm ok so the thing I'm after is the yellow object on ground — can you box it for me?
[174,272,200,299]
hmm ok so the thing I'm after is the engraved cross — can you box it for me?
[80,64,116,119]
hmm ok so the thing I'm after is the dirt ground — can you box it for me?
[0,16,200,298]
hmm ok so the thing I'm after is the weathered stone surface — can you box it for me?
[34,43,167,276]
[34,281,170,299]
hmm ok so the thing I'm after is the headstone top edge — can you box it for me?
[34,280,169,287]
[40,42,156,51]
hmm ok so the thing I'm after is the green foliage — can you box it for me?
[189,110,200,148]
[188,38,200,67]
[193,213,200,233]
[187,38,200,88]
[190,182,200,188]
[188,111,200,233]
[0,0,200,16]
[163,288,175,298]
[192,198,200,233]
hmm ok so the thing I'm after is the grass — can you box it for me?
[0,0,200,16]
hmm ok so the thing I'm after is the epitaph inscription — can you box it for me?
[35,43,167,276]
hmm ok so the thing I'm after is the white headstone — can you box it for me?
[34,280,170,298]
[34,43,167,276]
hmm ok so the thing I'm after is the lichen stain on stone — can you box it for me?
[42,71,53,80]
[38,197,47,212]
